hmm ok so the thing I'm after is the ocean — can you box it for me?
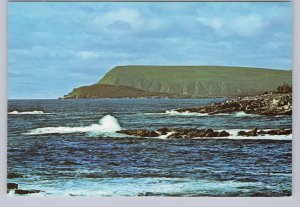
[7,98,292,196]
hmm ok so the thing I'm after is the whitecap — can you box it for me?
[145,110,209,116]
[145,110,260,117]
[192,129,292,141]
[24,115,121,136]
[234,111,260,117]
[8,110,52,115]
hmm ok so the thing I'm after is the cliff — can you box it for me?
[65,65,292,98]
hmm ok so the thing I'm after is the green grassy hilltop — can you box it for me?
[64,65,292,99]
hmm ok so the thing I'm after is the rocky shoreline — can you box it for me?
[117,128,292,139]
[175,91,292,116]
[7,173,42,195]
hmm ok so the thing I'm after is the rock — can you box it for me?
[238,128,291,137]
[138,192,156,196]
[149,131,159,137]
[157,127,170,135]
[218,131,230,137]
[248,128,258,136]
[172,91,292,116]
[238,128,258,137]
[7,183,18,190]
[206,131,219,137]
[167,133,184,139]
[15,189,42,195]
[204,129,214,134]
[238,131,247,136]
[7,172,23,179]
[267,128,292,135]
[116,129,159,137]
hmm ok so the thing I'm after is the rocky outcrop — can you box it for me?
[117,127,292,139]
[175,92,292,116]
[117,128,230,139]
[7,183,18,190]
[7,180,43,195]
[14,189,42,195]
[238,128,292,137]
[167,128,230,139]
[117,129,160,137]
[7,172,24,179]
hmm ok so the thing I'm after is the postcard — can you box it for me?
[7,1,292,196]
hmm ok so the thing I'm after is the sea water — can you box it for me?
[7,99,292,196]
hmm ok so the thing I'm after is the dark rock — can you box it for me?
[172,91,292,116]
[266,128,292,135]
[248,128,258,136]
[204,129,214,134]
[218,131,230,137]
[238,128,258,137]
[206,131,219,137]
[238,131,247,136]
[116,129,159,137]
[138,192,156,196]
[167,132,184,139]
[7,183,18,190]
[7,172,23,179]
[149,131,159,137]
[157,127,170,135]
[238,128,292,137]
[15,189,42,195]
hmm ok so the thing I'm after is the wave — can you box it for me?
[8,110,52,115]
[192,129,292,141]
[234,111,260,117]
[145,110,259,117]
[24,115,121,136]
[145,110,209,116]
[130,128,291,141]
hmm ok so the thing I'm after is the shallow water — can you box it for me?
[7,99,292,196]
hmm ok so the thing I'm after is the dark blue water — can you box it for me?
[7,99,292,196]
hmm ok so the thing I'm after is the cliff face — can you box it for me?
[99,66,292,97]
[64,84,186,99]
[65,65,292,99]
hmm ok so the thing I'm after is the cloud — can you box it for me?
[8,2,292,99]
[197,13,265,37]
[91,7,165,34]
[76,51,101,59]
[92,8,143,33]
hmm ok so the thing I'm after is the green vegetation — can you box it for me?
[64,84,186,99]
[65,65,292,99]
[99,65,292,97]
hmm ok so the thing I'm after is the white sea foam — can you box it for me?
[145,110,209,116]
[8,177,261,196]
[24,115,121,136]
[193,129,292,141]
[234,111,260,117]
[8,110,52,115]
[145,110,260,117]
[165,110,209,116]
[158,132,174,139]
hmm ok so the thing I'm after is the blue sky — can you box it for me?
[8,2,292,99]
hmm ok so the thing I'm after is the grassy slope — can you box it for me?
[64,84,185,98]
[99,65,292,97]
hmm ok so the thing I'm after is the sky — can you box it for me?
[8,2,292,99]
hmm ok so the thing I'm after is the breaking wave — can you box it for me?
[144,110,209,116]
[24,115,121,136]
[234,111,260,117]
[165,110,209,116]
[197,129,292,141]
[8,110,52,115]
[145,110,260,117]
